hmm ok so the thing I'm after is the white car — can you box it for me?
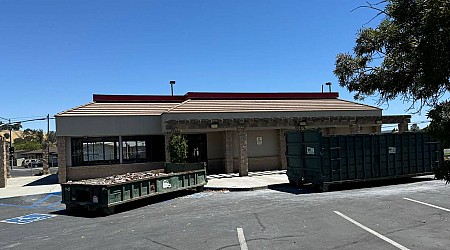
[22,159,43,168]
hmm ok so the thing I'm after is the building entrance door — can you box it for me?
[186,134,207,163]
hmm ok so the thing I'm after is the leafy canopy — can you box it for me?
[334,0,450,182]
[334,0,450,108]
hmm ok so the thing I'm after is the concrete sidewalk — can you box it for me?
[0,174,61,199]
[204,170,289,191]
[0,170,289,199]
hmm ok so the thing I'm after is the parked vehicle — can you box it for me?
[61,163,207,214]
[286,130,443,191]
[22,159,43,168]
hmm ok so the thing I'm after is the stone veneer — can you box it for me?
[278,129,288,170]
[0,138,7,188]
[57,136,68,183]
[237,126,248,176]
[224,130,233,173]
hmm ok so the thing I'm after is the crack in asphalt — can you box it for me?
[143,237,179,250]
[254,213,266,232]
[216,234,303,250]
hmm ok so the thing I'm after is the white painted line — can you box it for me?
[334,211,410,250]
[403,198,450,212]
[237,228,249,250]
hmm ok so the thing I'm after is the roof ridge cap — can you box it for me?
[164,99,191,113]
[55,102,94,116]
[336,98,381,110]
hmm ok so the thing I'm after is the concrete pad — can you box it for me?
[205,171,289,191]
[0,175,61,199]
[0,170,289,199]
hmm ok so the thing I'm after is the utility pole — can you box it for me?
[8,119,12,170]
[47,114,50,168]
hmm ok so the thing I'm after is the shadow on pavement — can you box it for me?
[268,184,314,195]
[52,189,200,218]
[25,174,59,186]
[269,176,436,194]
[328,176,435,192]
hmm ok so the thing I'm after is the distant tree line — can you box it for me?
[1,125,57,151]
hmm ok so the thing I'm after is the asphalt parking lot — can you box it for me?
[0,177,449,250]
[9,166,58,178]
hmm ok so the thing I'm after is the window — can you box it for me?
[72,137,119,166]
[71,135,165,166]
[122,137,150,163]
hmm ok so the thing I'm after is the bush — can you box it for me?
[168,132,188,163]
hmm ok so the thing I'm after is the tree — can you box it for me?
[410,123,420,132]
[334,0,450,181]
[168,131,188,163]
[47,131,57,145]
[0,123,22,131]
[13,129,55,151]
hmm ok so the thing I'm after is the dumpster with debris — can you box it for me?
[61,163,207,214]
[286,130,443,191]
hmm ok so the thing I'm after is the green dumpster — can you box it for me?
[286,130,443,191]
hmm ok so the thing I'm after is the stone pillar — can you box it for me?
[164,132,172,163]
[0,138,7,188]
[278,129,287,170]
[398,122,408,132]
[57,136,67,183]
[237,126,248,177]
[224,130,234,173]
[42,142,50,175]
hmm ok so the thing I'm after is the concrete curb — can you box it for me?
[204,185,270,192]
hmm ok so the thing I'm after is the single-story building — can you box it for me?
[55,92,410,183]
[16,147,58,167]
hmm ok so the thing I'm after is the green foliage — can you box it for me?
[335,0,450,182]
[334,0,450,108]
[434,161,450,184]
[0,123,22,131]
[168,132,188,163]
[427,101,450,148]
[14,141,41,151]
[48,131,57,144]
[11,129,56,151]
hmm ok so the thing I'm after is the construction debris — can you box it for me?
[67,170,167,185]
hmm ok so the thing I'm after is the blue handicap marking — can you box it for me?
[1,213,56,225]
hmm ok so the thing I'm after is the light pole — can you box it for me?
[325,82,332,92]
[169,80,176,96]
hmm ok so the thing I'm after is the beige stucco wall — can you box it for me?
[231,129,280,172]
[56,115,163,137]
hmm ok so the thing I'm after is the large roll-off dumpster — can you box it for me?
[286,130,443,191]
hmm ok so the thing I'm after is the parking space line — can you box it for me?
[237,228,248,250]
[30,194,57,208]
[403,198,450,212]
[334,211,410,250]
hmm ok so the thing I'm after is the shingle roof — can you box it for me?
[165,99,380,113]
[56,92,380,117]
[56,102,180,116]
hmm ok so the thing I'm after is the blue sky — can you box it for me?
[0,0,433,131]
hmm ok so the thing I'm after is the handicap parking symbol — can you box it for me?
[1,213,56,225]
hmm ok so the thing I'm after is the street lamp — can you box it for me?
[325,82,332,93]
[169,80,176,96]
